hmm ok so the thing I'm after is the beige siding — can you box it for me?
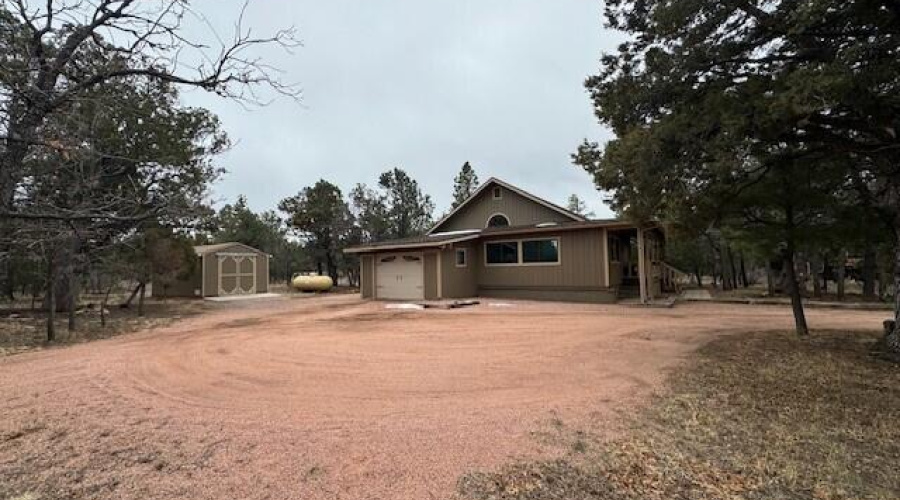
[203,254,218,297]
[433,184,574,233]
[424,252,439,300]
[476,229,606,289]
[360,254,375,298]
[440,244,478,298]
[479,288,616,303]
[200,243,269,297]
[256,254,269,293]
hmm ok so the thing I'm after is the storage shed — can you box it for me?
[154,242,270,298]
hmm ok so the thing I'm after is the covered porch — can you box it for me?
[606,226,682,303]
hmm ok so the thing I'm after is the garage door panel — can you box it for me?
[376,253,424,300]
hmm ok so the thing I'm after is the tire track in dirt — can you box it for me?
[0,296,887,500]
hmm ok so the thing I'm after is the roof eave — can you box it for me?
[343,234,481,254]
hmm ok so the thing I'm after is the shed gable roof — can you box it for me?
[194,242,266,256]
[428,177,585,235]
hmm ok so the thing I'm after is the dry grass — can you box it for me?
[458,330,900,500]
[0,298,205,355]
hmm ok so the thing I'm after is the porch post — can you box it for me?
[637,228,648,303]
[602,228,610,288]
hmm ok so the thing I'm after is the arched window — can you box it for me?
[487,214,510,228]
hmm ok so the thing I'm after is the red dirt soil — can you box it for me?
[0,296,886,499]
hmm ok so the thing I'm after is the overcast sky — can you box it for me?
[182,0,619,219]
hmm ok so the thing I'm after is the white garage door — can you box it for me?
[376,253,424,300]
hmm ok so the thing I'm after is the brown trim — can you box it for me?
[602,228,610,288]
[344,234,481,254]
[481,221,645,239]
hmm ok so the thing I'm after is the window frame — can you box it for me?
[485,212,510,228]
[484,240,521,267]
[520,238,561,266]
[455,248,468,268]
[483,237,562,267]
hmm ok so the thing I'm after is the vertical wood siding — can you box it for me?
[440,244,478,298]
[360,254,375,298]
[424,252,439,299]
[476,229,606,289]
[433,184,574,233]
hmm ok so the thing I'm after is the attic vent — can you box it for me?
[492,186,502,199]
[536,222,558,228]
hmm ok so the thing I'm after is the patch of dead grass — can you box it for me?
[0,299,205,355]
[457,330,900,500]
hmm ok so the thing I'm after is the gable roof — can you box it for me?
[427,177,586,235]
[194,242,266,256]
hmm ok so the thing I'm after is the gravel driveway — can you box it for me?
[0,295,885,500]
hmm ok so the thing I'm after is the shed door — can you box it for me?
[376,253,424,300]
[218,254,257,296]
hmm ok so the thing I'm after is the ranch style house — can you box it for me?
[345,178,678,303]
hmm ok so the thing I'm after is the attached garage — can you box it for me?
[154,242,270,298]
[348,232,480,301]
[375,253,425,300]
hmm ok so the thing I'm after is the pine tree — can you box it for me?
[566,194,595,218]
[451,162,480,208]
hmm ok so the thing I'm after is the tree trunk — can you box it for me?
[325,252,339,284]
[101,286,112,328]
[121,282,142,308]
[726,245,738,290]
[812,256,822,298]
[878,270,890,301]
[863,245,877,299]
[890,223,900,355]
[739,252,749,288]
[67,287,76,332]
[138,282,146,317]
[837,249,846,301]
[67,266,78,332]
[783,246,809,336]
[46,256,56,342]
[766,260,776,296]
[694,267,703,287]
[4,260,15,301]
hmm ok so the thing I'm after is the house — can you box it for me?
[154,242,270,298]
[345,178,676,303]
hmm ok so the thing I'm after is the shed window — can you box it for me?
[522,239,560,264]
[486,242,518,265]
[492,187,502,199]
[455,249,467,267]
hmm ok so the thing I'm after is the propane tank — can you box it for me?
[291,274,334,292]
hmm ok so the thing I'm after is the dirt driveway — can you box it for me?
[0,296,886,500]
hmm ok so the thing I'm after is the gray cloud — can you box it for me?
[183,0,619,218]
